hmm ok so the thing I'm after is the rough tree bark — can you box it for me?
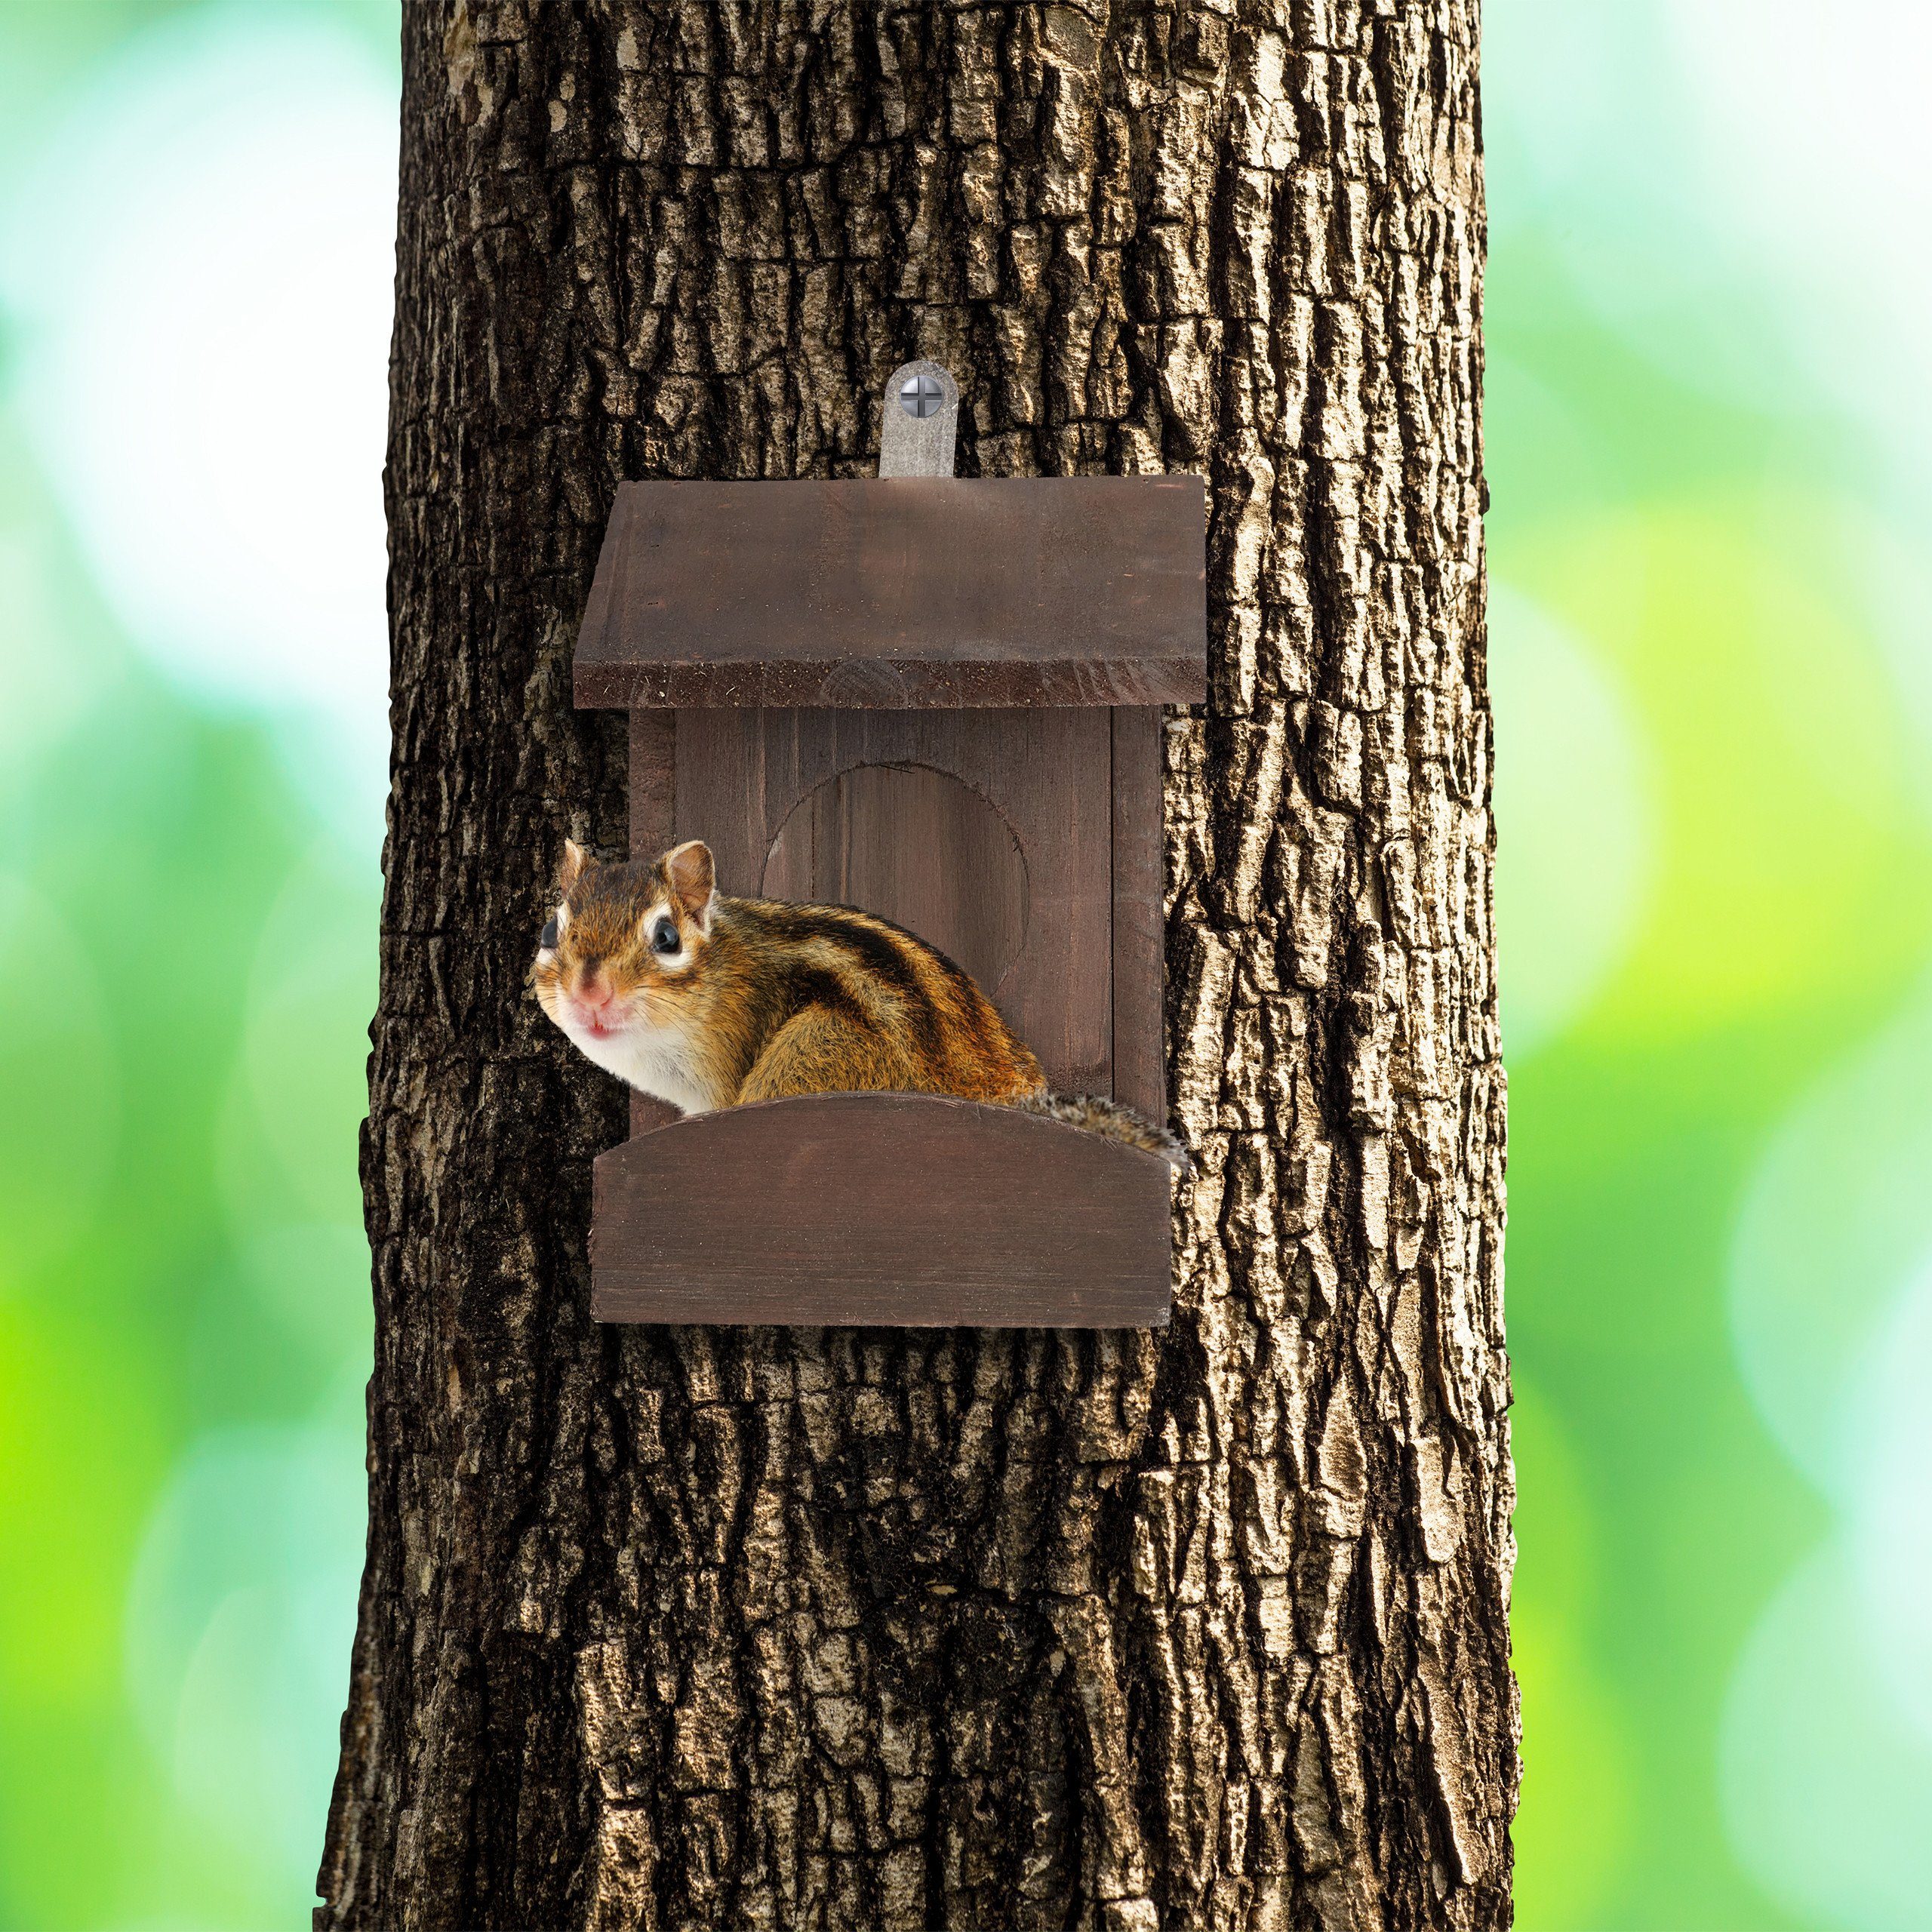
[318,0,1511,1926]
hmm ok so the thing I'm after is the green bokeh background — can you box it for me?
[3,2,1929,1926]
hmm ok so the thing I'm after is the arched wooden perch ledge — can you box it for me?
[591,1091,1174,1327]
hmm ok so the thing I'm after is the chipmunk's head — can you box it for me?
[530,839,718,1065]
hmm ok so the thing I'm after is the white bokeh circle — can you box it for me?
[122,1422,363,1886]
[2,2,395,743]
[1727,989,1932,1500]
[1488,580,1657,1060]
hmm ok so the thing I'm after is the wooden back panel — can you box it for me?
[631,706,1168,1123]
[677,707,1115,1094]
[761,762,1029,995]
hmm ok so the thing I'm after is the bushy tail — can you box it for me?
[1011,1091,1191,1174]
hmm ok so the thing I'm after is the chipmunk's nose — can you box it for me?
[575,962,614,1011]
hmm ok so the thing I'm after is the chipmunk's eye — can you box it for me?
[651,916,679,955]
[539,915,559,952]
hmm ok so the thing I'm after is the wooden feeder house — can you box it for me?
[573,362,1207,1327]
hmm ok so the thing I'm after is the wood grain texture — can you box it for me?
[592,1094,1172,1326]
[1109,706,1165,1121]
[573,476,1207,709]
[761,761,1031,995]
[626,709,679,1139]
[321,1,1509,1927]
[679,706,1115,1094]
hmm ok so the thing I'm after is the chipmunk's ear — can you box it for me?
[559,838,589,892]
[664,840,716,931]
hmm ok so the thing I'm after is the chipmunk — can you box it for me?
[530,838,1187,1169]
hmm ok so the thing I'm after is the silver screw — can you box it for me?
[898,371,943,419]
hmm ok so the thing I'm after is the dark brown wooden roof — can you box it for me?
[574,474,1207,709]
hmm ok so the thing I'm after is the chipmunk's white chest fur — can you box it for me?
[563,1012,715,1115]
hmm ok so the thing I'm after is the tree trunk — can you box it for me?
[318,0,1510,1926]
